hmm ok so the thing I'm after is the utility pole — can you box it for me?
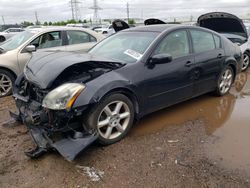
[70,0,75,20]
[126,2,130,22]
[89,0,102,24]
[35,11,39,25]
[1,16,5,25]
[69,0,82,21]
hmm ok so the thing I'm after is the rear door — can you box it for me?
[189,29,225,95]
[65,30,97,52]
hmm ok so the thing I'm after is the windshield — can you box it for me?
[0,31,35,51]
[89,31,159,63]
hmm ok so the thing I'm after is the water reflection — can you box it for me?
[205,70,250,173]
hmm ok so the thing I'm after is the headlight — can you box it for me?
[42,83,85,110]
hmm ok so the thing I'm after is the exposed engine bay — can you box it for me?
[11,60,121,161]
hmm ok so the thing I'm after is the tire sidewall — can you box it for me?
[86,93,135,145]
[216,66,234,96]
[242,52,250,71]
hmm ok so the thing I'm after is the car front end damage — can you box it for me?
[11,75,98,161]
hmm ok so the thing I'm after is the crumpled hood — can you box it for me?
[24,51,121,89]
[197,12,248,40]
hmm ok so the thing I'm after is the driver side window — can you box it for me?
[154,30,190,59]
[30,31,62,49]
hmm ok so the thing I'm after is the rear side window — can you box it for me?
[67,30,97,45]
[154,30,190,59]
[213,34,221,49]
[190,30,215,53]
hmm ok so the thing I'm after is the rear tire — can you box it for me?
[214,66,234,96]
[242,52,250,71]
[0,69,15,97]
[85,93,135,145]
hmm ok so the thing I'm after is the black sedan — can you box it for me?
[12,24,242,161]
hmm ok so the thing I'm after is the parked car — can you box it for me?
[0,28,25,42]
[197,12,250,71]
[11,24,242,161]
[0,27,104,97]
[94,24,115,35]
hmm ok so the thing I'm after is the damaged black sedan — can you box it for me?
[12,25,242,161]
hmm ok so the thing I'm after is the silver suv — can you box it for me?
[0,27,104,97]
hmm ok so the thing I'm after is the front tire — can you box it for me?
[0,69,15,97]
[242,52,250,71]
[215,66,234,96]
[85,93,134,145]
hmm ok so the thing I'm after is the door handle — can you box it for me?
[185,61,195,67]
[217,53,223,58]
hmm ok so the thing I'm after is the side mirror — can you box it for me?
[149,53,172,65]
[23,45,36,53]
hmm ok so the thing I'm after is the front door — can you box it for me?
[18,31,66,71]
[142,29,196,114]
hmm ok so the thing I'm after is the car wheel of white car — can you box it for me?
[242,52,250,71]
[0,69,15,97]
[0,36,5,43]
[85,93,134,145]
[215,66,234,96]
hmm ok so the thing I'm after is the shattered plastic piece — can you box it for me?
[25,147,47,158]
[76,165,104,182]
[168,140,179,143]
[52,133,98,161]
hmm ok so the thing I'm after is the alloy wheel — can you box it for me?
[97,101,131,140]
[242,53,250,71]
[0,73,12,97]
[219,69,233,95]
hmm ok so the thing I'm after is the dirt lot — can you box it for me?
[1,70,250,188]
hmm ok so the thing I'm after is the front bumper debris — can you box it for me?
[27,126,98,161]
[11,92,98,161]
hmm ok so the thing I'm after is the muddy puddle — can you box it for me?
[132,70,250,173]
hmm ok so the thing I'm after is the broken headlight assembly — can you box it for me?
[42,83,85,110]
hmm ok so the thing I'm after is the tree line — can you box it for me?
[21,19,136,27]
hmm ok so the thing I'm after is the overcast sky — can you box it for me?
[1,0,250,24]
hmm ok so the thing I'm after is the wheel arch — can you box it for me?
[0,66,17,79]
[244,49,250,55]
[99,87,141,121]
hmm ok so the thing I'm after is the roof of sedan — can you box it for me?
[123,24,188,33]
[27,26,94,33]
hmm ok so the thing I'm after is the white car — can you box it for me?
[0,27,105,97]
[0,28,25,42]
[94,25,115,35]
